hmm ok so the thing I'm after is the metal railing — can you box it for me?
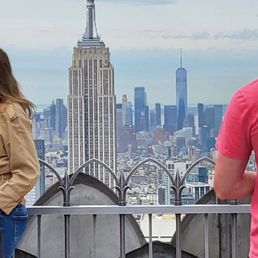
[27,204,251,258]
[33,157,251,258]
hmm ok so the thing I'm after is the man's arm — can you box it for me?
[214,151,256,200]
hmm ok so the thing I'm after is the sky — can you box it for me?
[1,0,258,106]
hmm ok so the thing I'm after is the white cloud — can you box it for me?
[1,0,258,50]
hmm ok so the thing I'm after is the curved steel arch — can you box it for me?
[39,159,63,184]
[125,158,176,186]
[38,156,216,207]
[70,158,119,186]
[181,156,215,184]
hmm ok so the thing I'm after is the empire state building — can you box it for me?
[68,0,116,187]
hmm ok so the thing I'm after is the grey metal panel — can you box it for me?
[27,204,251,216]
[19,174,145,258]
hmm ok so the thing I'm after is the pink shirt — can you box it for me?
[216,79,258,258]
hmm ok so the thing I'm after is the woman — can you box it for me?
[0,49,39,257]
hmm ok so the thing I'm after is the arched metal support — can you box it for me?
[118,158,176,206]
[39,159,72,206]
[39,159,63,184]
[172,156,215,205]
[70,158,119,186]
[40,158,119,207]
[39,156,216,207]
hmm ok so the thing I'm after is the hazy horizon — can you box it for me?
[1,0,258,105]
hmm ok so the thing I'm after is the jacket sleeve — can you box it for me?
[0,103,40,215]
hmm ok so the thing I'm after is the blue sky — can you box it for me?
[1,0,258,106]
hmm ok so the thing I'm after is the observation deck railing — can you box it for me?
[27,204,250,258]
[24,156,251,258]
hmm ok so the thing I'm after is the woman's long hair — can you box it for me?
[0,49,35,118]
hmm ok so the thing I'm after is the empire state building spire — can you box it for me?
[77,0,104,48]
[85,0,99,39]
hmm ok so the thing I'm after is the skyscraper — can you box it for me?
[26,140,45,205]
[134,87,146,132]
[34,140,45,195]
[176,50,187,130]
[68,0,116,187]
[144,106,150,132]
[50,101,56,131]
[204,106,215,130]
[55,99,67,139]
[149,110,156,128]
[122,95,133,127]
[197,103,204,128]
[116,104,123,134]
[184,113,195,136]
[163,105,177,134]
[155,103,161,127]
[214,105,223,136]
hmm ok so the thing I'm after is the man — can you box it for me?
[214,79,258,258]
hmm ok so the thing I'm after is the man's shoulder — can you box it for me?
[234,79,258,109]
[239,79,258,97]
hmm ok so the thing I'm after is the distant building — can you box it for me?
[163,105,177,134]
[118,127,135,153]
[34,99,67,145]
[198,166,208,184]
[175,136,186,155]
[116,104,123,152]
[55,99,67,139]
[155,103,161,127]
[50,101,56,131]
[35,140,45,195]
[174,127,193,146]
[204,106,215,130]
[134,87,146,132]
[214,104,223,136]
[165,161,192,178]
[197,103,204,129]
[184,113,196,137]
[176,50,187,130]
[32,113,41,139]
[39,128,53,145]
[186,182,211,203]
[144,106,150,132]
[43,107,51,129]
[116,103,123,130]
[177,98,186,130]
[122,95,133,127]
[152,128,169,144]
[158,186,166,205]
[199,125,210,152]
[163,161,193,205]
[26,140,45,205]
[149,110,156,128]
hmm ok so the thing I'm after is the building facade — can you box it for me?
[122,94,133,127]
[134,87,146,132]
[155,103,161,127]
[163,105,177,134]
[176,50,187,130]
[55,99,67,139]
[68,0,116,186]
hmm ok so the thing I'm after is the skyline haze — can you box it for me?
[1,0,258,105]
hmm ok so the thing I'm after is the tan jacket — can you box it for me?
[0,101,40,215]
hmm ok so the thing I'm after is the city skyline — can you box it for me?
[1,0,258,105]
